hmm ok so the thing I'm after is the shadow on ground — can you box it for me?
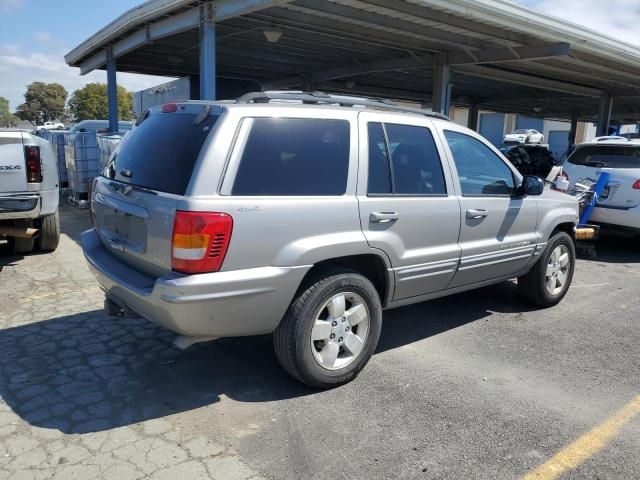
[0,280,533,435]
[587,233,640,264]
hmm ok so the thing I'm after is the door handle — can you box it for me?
[370,211,399,223]
[466,209,488,219]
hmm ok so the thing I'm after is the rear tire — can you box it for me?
[38,211,60,252]
[274,268,382,389]
[518,231,575,307]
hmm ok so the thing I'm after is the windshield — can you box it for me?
[566,145,640,169]
[512,129,529,134]
[103,108,219,195]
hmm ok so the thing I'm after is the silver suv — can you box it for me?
[83,92,579,388]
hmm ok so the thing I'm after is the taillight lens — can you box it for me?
[162,103,178,113]
[24,146,42,183]
[632,180,640,190]
[171,211,233,273]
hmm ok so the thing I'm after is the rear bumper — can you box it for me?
[0,190,58,220]
[590,205,640,230]
[82,228,310,337]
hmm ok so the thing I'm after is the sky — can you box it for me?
[0,0,639,112]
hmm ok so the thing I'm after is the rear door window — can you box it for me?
[367,122,447,195]
[104,107,219,195]
[231,118,350,196]
[567,145,640,168]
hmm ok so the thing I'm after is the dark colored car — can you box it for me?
[501,144,560,178]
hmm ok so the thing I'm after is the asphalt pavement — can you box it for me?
[0,203,638,479]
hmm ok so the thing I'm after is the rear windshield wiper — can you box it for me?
[110,181,157,196]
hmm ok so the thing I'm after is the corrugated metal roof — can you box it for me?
[64,0,640,122]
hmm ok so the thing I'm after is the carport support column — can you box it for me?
[106,48,118,133]
[199,3,216,101]
[467,103,479,131]
[596,94,613,137]
[567,111,578,155]
[432,54,451,116]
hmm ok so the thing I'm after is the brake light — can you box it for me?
[162,103,178,113]
[171,211,233,273]
[24,146,42,183]
[633,180,640,190]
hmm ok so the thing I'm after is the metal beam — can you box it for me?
[596,95,613,136]
[200,3,216,100]
[454,65,605,98]
[262,55,432,90]
[79,50,107,76]
[447,43,571,66]
[568,111,578,152]
[468,103,479,131]
[78,0,291,75]
[106,48,118,133]
[262,43,571,90]
[432,54,451,115]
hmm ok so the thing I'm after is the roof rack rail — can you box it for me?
[235,91,451,121]
[593,135,630,142]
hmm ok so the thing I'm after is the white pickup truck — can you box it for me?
[36,121,65,130]
[0,129,60,253]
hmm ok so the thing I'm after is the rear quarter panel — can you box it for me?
[184,106,378,271]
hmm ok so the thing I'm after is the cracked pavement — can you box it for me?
[0,205,269,480]
[1,203,639,479]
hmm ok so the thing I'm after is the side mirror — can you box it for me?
[518,175,545,196]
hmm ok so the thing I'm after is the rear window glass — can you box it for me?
[232,118,350,196]
[567,145,640,169]
[103,109,218,195]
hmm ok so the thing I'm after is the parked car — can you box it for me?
[82,93,579,388]
[562,137,640,232]
[0,129,60,253]
[69,120,133,134]
[36,121,65,130]
[501,144,560,178]
[504,129,545,145]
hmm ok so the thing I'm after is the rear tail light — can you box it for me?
[171,211,233,273]
[162,103,178,113]
[24,146,42,183]
[633,180,640,190]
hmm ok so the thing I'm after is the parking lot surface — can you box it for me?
[0,204,638,480]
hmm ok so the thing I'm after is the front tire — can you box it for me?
[274,269,382,389]
[518,231,575,307]
[38,211,60,252]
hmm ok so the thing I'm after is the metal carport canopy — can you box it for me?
[65,0,640,123]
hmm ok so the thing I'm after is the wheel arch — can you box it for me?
[294,254,392,307]
[550,221,576,241]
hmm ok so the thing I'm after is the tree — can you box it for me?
[0,97,19,128]
[68,83,134,122]
[15,82,67,125]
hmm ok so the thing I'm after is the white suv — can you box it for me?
[563,137,640,232]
